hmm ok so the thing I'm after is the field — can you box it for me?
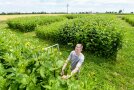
[0,14,134,90]
[0,14,63,21]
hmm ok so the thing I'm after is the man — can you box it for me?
[61,44,84,79]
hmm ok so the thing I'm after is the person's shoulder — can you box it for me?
[80,53,84,60]
[80,53,84,57]
[71,50,75,54]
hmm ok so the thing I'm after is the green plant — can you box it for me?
[36,15,123,58]
[7,16,67,32]
[0,29,65,90]
[122,15,134,26]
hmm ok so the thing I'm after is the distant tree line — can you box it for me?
[0,11,92,15]
[0,12,48,15]
[0,10,133,15]
[105,10,133,14]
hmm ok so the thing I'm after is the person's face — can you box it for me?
[75,44,82,53]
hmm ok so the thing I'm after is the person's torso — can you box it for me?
[70,51,83,70]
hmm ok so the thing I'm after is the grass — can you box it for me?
[0,15,134,89]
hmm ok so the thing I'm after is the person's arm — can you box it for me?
[61,59,69,76]
[65,55,84,79]
[67,62,82,78]
[61,51,73,76]
[62,60,68,71]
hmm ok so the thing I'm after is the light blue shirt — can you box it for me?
[67,51,84,71]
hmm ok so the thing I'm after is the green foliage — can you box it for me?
[0,14,134,90]
[36,15,123,58]
[7,16,66,32]
[36,20,67,40]
[62,14,85,19]
[0,29,65,90]
[122,15,134,26]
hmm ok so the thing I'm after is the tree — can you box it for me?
[118,10,123,14]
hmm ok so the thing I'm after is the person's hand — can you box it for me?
[62,75,68,79]
[62,75,71,80]
[60,70,64,76]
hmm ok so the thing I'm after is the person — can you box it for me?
[61,44,84,80]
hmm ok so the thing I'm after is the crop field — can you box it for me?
[0,14,134,90]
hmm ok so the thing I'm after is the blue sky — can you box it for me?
[0,0,134,13]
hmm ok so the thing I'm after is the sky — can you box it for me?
[0,0,134,13]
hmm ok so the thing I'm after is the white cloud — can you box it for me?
[70,0,134,4]
[0,0,65,6]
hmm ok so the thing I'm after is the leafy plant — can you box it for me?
[36,15,123,58]
[0,29,64,90]
[122,15,134,26]
[7,16,67,32]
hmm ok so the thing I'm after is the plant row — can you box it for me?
[36,15,123,58]
[122,15,134,26]
[7,16,67,32]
